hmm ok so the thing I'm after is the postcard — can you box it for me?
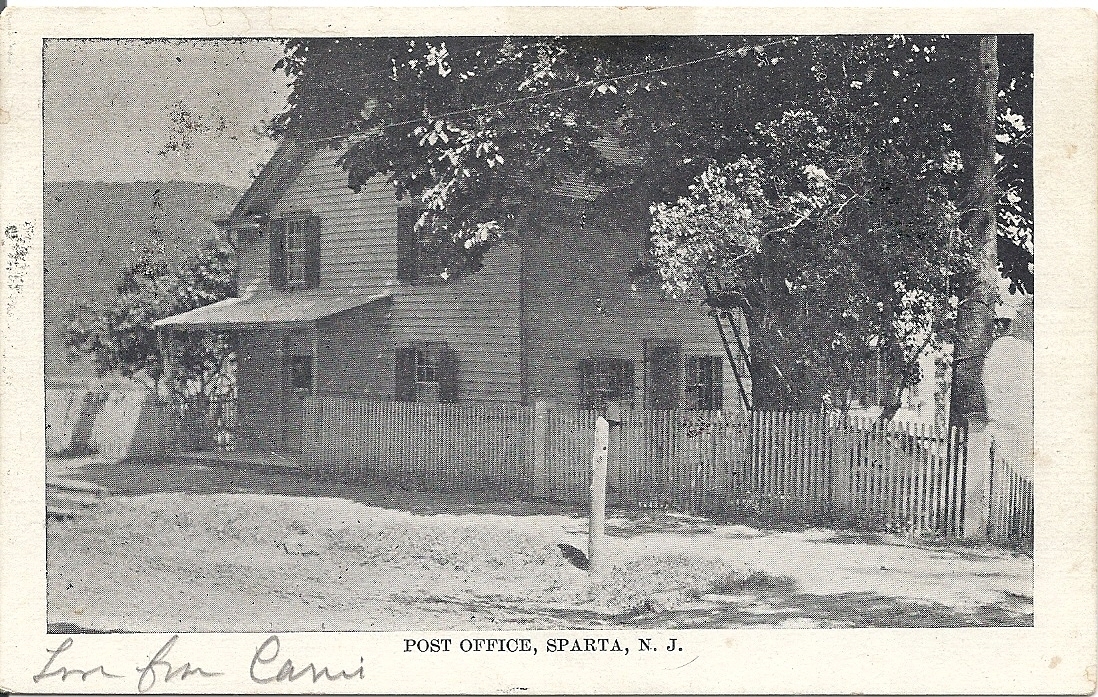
[1,6,1095,694]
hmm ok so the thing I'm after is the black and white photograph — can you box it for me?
[2,6,1095,695]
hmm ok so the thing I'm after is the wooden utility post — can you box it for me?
[962,418,993,540]
[589,402,620,575]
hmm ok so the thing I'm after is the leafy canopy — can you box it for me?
[650,108,973,410]
[66,238,237,399]
[273,35,1030,279]
[273,35,1032,411]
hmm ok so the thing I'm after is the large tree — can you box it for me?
[66,237,238,402]
[649,107,969,412]
[273,34,1032,415]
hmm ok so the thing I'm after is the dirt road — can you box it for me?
[46,458,1033,632]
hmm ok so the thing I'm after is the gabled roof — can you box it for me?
[222,133,641,223]
[154,289,390,328]
[226,138,317,220]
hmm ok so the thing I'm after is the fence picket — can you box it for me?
[265,397,1028,547]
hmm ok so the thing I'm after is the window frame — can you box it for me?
[269,213,320,290]
[580,356,636,410]
[396,341,456,403]
[414,343,441,387]
[684,354,723,411]
[283,217,310,287]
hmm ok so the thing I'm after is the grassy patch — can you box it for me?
[709,569,798,596]
[579,554,740,614]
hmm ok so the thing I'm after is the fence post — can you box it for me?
[962,418,992,540]
[831,415,851,518]
[532,400,549,499]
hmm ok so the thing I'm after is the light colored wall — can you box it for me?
[521,200,749,413]
[239,148,399,295]
[263,146,523,403]
[238,147,746,410]
[388,243,523,403]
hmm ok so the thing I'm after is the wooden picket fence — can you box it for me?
[302,397,534,493]
[294,394,1030,543]
[988,453,1035,547]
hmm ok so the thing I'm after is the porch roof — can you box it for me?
[153,289,391,329]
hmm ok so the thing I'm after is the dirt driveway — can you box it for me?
[46,457,1033,632]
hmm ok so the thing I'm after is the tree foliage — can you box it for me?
[273,34,1032,414]
[66,238,237,400]
[650,108,971,411]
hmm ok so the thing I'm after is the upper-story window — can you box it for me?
[397,207,444,283]
[270,214,320,289]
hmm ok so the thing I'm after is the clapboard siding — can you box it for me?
[232,145,524,406]
[228,144,747,415]
[522,201,750,413]
[389,243,523,403]
[270,148,398,294]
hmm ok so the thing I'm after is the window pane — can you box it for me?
[581,357,634,408]
[284,219,309,284]
[685,355,719,410]
[415,346,438,384]
[290,355,313,391]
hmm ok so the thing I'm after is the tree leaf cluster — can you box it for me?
[65,238,238,400]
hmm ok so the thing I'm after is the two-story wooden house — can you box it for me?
[156,138,751,456]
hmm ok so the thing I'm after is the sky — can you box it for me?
[43,39,292,189]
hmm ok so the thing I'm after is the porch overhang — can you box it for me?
[153,289,391,329]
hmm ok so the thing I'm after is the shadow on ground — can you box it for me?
[50,457,801,537]
[52,456,588,518]
[410,588,1034,629]
[813,529,1033,562]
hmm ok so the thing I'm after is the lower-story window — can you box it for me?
[579,357,636,409]
[685,355,723,410]
[396,342,456,402]
[289,355,313,393]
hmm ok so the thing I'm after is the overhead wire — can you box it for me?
[283,36,799,148]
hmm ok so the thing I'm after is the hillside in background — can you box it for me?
[44,180,240,382]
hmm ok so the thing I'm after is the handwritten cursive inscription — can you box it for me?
[250,635,366,684]
[33,637,124,683]
[135,634,223,693]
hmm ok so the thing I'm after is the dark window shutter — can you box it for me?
[708,356,724,410]
[437,344,457,402]
[269,218,286,289]
[579,358,596,409]
[618,359,635,406]
[305,216,321,288]
[395,345,416,401]
[684,355,699,409]
[644,342,656,408]
[397,207,418,282]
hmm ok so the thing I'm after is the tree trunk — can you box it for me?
[744,313,792,411]
[950,35,1000,426]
